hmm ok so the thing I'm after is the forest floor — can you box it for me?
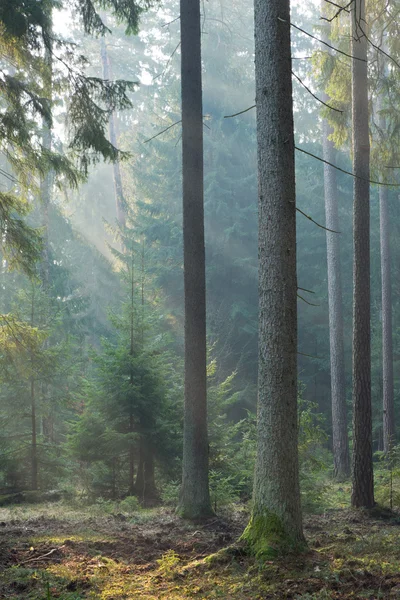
[1,500,400,599]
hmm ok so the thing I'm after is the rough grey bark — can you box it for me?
[242,0,304,553]
[377,64,395,454]
[100,37,126,229]
[177,0,212,519]
[351,0,374,508]
[321,16,350,480]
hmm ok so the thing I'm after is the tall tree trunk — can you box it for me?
[380,178,394,454]
[100,37,126,229]
[321,15,350,481]
[351,0,374,508]
[242,0,304,554]
[40,20,53,291]
[40,29,53,441]
[377,62,395,454]
[177,0,212,519]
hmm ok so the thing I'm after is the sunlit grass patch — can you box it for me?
[29,531,117,545]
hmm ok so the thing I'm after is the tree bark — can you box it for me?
[351,0,374,508]
[321,15,350,481]
[177,0,213,519]
[242,0,305,555]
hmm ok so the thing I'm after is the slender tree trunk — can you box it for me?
[242,0,304,554]
[380,180,394,453]
[31,377,38,491]
[30,288,38,491]
[129,412,135,496]
[351,0,374,508]
[177,0,212,519]
[129,249,135,495]
[100,37,126,229]
[135,438,158,503]
[321,15,350,480]
[377,66,395,454]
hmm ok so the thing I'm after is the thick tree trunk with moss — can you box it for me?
[321,16,350,481]
[176,0,213,519]
[351,0,374,508]
[242,0,305,555]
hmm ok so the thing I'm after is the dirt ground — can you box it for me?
[1,503,400,599]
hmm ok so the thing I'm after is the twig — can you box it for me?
[224,105,256,119]
[279,18,366,62]
[298,351,321,359]
[298,286,315,294]
[321,0,354,22]
[143,120,182,143]
[296,146,400,186]
[292,71,343,112]
[162,16,180,27]
[18,546,64,566]
[153,42,181,82]
[296,207,340,233]
[297,293,319,306]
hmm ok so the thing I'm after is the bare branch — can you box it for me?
[224,105,256,119]
[296,207,340,233]
[296,146,400,187]
[143,120,182,143]
[292,71,343,112]
[279,18,367,62]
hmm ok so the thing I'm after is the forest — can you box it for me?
[1,0,400,598]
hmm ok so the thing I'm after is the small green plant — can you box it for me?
[93,497,116,515]
[156,549,180,577]
[375,445,400,510]
[119,495,140,513]
[209,470,240,513]
[160,481,180,506]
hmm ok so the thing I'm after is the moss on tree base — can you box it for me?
[175,503,215,521]
[241,512,306,559]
